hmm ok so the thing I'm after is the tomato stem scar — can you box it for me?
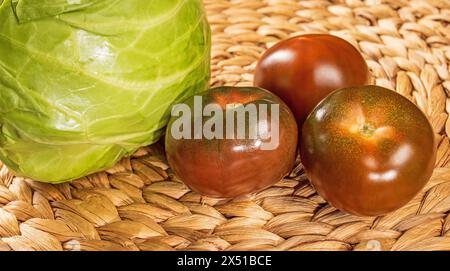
[360,123,376,137]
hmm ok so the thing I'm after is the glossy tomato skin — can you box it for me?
[166,87,298,198]
[255,34,370,126]
[300,86,436,216]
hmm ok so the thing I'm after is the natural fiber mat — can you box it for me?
[1,0,450,251]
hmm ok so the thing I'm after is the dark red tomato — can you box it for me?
[165,87,298,198]
[255,34,370,126]
[300,86,436,216]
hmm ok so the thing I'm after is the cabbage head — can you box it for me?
[0,0,211,183]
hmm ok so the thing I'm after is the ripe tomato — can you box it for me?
[300,86,436,216]
[165,87,298,198]
[254,34,370,126]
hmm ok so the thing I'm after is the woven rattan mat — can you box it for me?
[1,0,450,251]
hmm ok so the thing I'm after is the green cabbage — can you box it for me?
[0,0,211,183]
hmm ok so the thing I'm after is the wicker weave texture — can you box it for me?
[0,0,449,251]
